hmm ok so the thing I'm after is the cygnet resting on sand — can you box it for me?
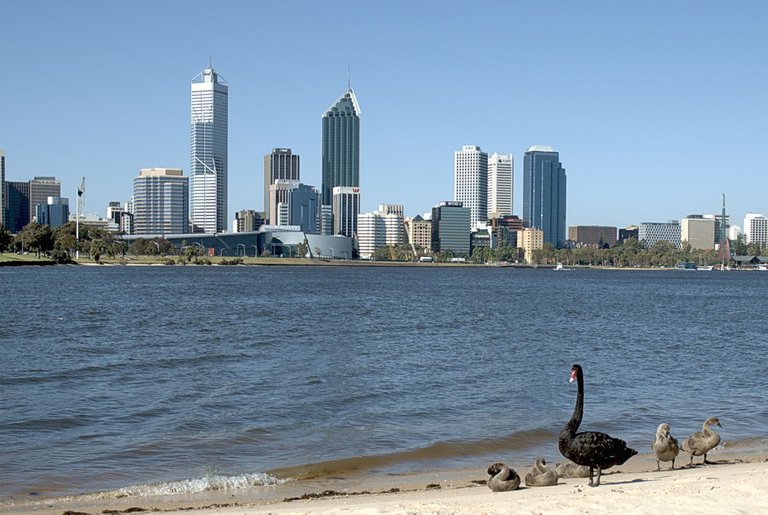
[486,462,520,492]
[524,458,558,486]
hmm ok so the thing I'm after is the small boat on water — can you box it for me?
[554,263,571,271]
[697,265,714,271]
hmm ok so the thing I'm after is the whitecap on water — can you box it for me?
[101,472,286,498]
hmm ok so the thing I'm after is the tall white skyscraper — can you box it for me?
[190,65,228,233]
[487,153,513,219]
[454,145,488,229]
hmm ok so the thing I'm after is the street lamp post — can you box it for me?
[251,245,258,257]
[237,243,245,256]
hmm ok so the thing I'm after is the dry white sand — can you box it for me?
[5,452,767,515]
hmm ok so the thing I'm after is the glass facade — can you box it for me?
[191,66,228,233]
[36,196,69,229]
[322,89,360,206]
[431,201,471,255]
[28,177,61,221]
[522,147,566,248]
[5,181,30,232]
[264,148,300,223]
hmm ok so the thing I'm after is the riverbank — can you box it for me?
[4,448,766,514]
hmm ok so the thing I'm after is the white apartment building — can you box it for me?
[744,213,768,247]
[487,153,513,219]
[454,145,488,230]
[357,205,405,259]
[681,216,715,250]
[133,168,189,235]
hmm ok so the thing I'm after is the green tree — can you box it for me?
[0,225,13,253]
[733,233,748,255]
[53,222,77,256]
[296,241,308,258]
[90,239,108,261]
[15,221,54,258]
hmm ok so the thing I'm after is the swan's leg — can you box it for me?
[703,452,712,465]
[655,459,661,471]
[588,467,594,487]
[688,454,694,466]
[594,467,602,487]
[671,457,675,470]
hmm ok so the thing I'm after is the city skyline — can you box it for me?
[1,1,766,229]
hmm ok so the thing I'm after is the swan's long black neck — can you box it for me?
[565,371,584,436]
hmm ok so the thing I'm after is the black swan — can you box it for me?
[524,458,558,486]
[681,416,722,465]
[558,364,638,487]
[651,422,680,470]
[486,462,520,492]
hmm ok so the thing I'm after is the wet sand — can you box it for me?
[4,449,766,515]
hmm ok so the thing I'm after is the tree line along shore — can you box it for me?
[1,220,766,267]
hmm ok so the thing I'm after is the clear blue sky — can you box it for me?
[2,0,766,229]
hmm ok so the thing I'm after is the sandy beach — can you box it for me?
[5,449,767,515]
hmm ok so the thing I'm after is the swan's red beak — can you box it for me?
[569,369,578,383]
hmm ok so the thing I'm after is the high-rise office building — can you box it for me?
[431,201,471,255]
[190,65,228,233]
[681,215,715,250]
[289,183,320,233]
[487,153,513,219]
[332,186,360,237]
[269,180,300,226]
[522,146,566,248]
[5,181,30,232]
[29,176,61,222]
[234,209,264,233]
[454,145,488,229]
[133,168,189,235]
[322,87,360,206]
[35,196,69,229]
[264,148,300,223]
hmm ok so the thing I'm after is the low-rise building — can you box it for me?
[517,227,544,264]
[568,225,617,247]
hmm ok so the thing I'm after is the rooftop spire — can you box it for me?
[347,63,351,91]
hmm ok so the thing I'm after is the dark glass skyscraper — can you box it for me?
[522,146,566,248]
[321,88,360,206]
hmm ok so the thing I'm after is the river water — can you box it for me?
[1,265,766,502]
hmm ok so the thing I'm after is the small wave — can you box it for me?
[268,426,559,480]
[99,472,286,498]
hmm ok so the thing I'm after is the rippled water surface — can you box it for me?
[1,265,767,500]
